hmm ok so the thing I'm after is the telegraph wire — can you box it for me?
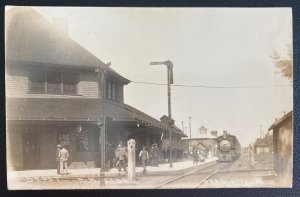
[131,81,292,89]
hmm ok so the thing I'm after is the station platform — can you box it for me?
[7,157,218,181]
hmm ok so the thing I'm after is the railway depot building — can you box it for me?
[268,111,293,185]
[6,7,185,170]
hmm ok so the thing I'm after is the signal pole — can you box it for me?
[150,60,174,168]
[188,117,192,152]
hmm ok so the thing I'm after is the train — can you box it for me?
[217,131,241,162]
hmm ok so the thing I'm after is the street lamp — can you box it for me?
[150,60,174,168]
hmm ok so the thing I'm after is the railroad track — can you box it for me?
[154,162,230,189]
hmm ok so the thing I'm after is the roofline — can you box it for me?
[268,111,293,131]
[6,59,101,70]
[6,118,99,122]
[7,59,131,84]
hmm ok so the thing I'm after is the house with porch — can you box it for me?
[5,7,185,170]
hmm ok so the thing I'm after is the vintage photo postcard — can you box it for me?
[5,6,293,189]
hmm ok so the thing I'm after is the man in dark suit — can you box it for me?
[56,144,62,175]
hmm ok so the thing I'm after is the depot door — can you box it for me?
[23,133,40,169]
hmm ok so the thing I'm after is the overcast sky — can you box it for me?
[13,7,292,146]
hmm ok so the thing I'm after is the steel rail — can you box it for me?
[154,162,223,189]
[193,165,225,188]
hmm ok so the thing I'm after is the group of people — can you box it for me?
[55,141,186,175]
[192,147,206,165]
[56,145,70,175]
[149,143,160,167]
[138,144,186,174]
[162,148,184,163]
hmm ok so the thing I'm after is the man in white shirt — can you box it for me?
[139,146,149,174]
[58,147,69,175]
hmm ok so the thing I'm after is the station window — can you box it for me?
[47,71,61,94]
[107,81,117,101]
[30,71,45,93]
[29,71,77,95]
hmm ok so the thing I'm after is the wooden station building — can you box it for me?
[5,7,185,170]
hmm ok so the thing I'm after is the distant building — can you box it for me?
[184,126,218,157]
[160,115,187,151]
[268,111,292,185]
[254,137,272,154]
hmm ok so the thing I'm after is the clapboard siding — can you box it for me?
[5,68,29,96]
[78,73,99,97]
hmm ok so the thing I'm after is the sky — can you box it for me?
[12,7,292,146]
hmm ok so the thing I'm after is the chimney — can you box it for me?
[53,17,68,35]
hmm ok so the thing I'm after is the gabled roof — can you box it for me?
[159,115,185,136]
[107,101,186,137]
[5,7,130,84]
[268,111,293,131]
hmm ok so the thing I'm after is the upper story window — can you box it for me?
[29,71,78,95]
[107,81,117,101]
[30,71,45,94]
[47,71,61,94]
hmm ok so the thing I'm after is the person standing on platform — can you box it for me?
[139,146,149,174]
[153,143,160,167]
[149,144,155,166]
[56,144,62,175]
[167,147,170,162]
[162,148,167,162]
[192,147,198,165]
[106,143,114,169]
[59,146,69,175]
[115,143,127,172]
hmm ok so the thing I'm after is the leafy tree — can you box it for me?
[271,44,293,80]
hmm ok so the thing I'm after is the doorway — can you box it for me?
[22,133,40,169]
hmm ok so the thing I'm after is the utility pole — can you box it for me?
[260,124,263,138]
[188,117,192,152]
[96,62,110,176]
[150,60,174,168]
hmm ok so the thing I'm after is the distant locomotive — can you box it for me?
[217,131,241,162]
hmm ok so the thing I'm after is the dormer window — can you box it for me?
[107,81,117,101]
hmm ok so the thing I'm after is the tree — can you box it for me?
[271,44,293,80]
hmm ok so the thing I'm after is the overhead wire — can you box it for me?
[131,81,292,89]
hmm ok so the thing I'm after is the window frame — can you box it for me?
[29,70,46,94]
[106,81,117,101]
[29,70,78,95]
